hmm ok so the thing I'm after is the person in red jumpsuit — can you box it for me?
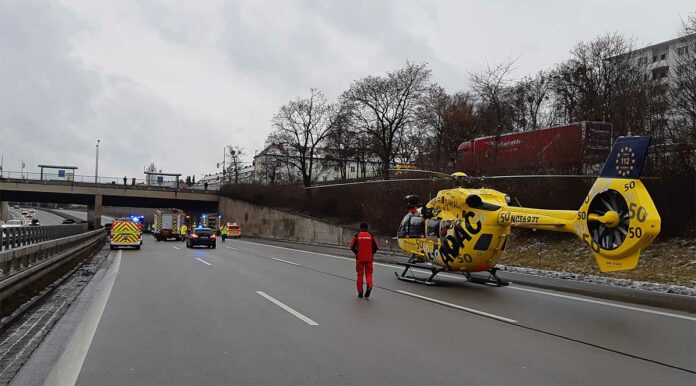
[349,223,378,298]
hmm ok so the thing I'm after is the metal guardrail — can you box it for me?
[0,229,105,301]
[0,224,89,251]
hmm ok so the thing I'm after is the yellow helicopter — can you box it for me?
[314,136,661,286]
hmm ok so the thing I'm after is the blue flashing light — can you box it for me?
[197,224,203,229]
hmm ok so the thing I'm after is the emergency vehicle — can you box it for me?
[200,213,222,232]
[110,218,143,250]
[226,223,241,238]
[153,209,186,241]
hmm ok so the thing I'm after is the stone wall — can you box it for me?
[219,197,400,252]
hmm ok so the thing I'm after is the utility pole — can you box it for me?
[95,139,100,183]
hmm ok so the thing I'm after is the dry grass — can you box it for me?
[500,231,696,287]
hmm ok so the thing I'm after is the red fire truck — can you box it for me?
[457,122,612,175]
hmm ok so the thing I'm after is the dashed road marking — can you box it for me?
[256,291,318,326]
[224,246,236,250]
[271,257,301,266]
[398,290,518,323]
[195,258,212,266]
[172,246,180,250]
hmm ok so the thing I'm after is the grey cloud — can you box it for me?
[0,0,219,179]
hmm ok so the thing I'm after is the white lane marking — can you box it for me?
[272,257,301,266]
[195,257,212,266]
[398,290,518,323]
[256,291,318,326]
[508,285,696,321]
[238,240,696,321]
[45,250,122,386]
[172,246,180,250]
[224,246,236,250]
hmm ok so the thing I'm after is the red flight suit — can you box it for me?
[349,231,378,294]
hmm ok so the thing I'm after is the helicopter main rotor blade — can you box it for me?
[387,169,454,179]
[479,174,596,179]
[304,177,444,190]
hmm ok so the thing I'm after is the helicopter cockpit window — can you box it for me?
[397,213,425,238]
[427,219,440,237]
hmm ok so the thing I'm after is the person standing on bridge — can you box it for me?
[349,223,378,299]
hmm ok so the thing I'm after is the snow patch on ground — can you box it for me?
[497,264,696,297]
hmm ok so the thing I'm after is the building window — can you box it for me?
[350,166,356,173]
[660,53,667,60]
[638,56,647,65]
[677,45,689,56]
[652,55,658,62]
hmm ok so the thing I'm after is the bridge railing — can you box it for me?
[0,224,89,251]
[0,170,220,192]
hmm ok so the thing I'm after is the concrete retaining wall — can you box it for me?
[219,197,401,252]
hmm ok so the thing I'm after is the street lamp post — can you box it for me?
[95,139,100,183]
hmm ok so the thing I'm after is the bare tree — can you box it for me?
[469,58,517,137]
[442,92,478,169]
[550,33,659,136]
[342,62,431,178]
[668,16,696,147]
[225,146,245,184]
[511,70,553,131]
[270,89,340,187]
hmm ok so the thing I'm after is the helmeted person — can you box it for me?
[221,224,228,242]
[349,222,378,298]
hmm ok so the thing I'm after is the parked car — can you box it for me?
[186,228,216,249]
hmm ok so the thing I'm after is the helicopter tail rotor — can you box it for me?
[575,136,661,272]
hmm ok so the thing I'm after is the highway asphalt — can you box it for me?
[22,237,696,385]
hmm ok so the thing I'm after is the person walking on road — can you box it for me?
[349,223,378,299]
[180,223,188,241]
[221,224,228,242]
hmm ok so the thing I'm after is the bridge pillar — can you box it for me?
[87,194,102,230]
[0,200,8,222]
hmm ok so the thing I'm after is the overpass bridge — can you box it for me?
[0,177,220,229]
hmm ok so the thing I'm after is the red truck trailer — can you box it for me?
[457,122,612,175]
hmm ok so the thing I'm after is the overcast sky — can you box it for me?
[1,0,693,180]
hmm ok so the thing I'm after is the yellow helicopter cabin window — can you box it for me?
[397,213,425,238]
[427,219,440,237]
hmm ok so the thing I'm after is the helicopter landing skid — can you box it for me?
[464,268,509,287]
[395,262,444,286]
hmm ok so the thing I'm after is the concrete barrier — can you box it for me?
[219,197,401,253]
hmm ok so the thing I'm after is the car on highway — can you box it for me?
[30,219,41,226]
[2,220,23,228]
[61,219,76,224]
[186,227,217,249]
[20,210,28,215]
[13,205,19,209]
